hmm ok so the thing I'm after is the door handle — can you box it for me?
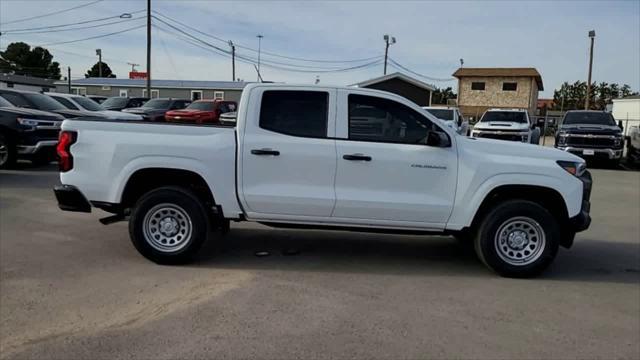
[343,153,372,161]
[251,148,280,156]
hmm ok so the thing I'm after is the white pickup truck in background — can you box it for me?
[472,108,541,144]
[54,84,592,278]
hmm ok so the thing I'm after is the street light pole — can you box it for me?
[383,34,396,75]
[96,49,102,77]
[256,34,263,81]
[585,30,595,110]
[146,0,151,98]
[229,40,236,81]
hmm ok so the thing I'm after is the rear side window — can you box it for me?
[259,90,328,138]
[51,96,79,110]
[0,92,31,108]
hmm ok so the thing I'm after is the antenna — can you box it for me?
[253,64,264,83]
[127,62,140,72]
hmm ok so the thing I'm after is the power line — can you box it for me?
[2,16,145,35]
[37,23,146,47]
[388,58,455,82]
[1,10,145,33]
[152,10,381,64]
[0,0,103,26]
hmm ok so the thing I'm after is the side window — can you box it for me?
[348,94,434,144]
[259,90,328,138]
[51,96,78,110]
[471,82,485,91]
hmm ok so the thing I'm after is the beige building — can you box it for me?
[453,68,543,120]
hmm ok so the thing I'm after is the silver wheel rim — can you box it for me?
[494,216,546,266]
[0,139,8,166]
[142,203,193,253]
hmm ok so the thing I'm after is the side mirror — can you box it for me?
[618,120,624,131]
[426,130,451,147]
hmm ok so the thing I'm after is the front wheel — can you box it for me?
[0,133,16,169]
[129,186,210,264]
[474,200,560,278]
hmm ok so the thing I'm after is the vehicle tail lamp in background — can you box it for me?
[57,131,77,172]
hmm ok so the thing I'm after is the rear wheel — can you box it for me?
[129,186,210,264]
[0,133,16,169]
[474,200,560,278]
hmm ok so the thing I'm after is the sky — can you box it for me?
[0,0,638,97]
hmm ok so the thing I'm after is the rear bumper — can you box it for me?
[556,146,623,160]
[569,170,592,232]
[53,185,91,213]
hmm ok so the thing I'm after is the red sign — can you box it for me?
[129,71,147,79]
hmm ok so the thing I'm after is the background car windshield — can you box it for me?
[0,96,13,107]
[143,99,171,109]
[481,111,527,123]
[563,112,616,126]
[23,93,66,111]
[102,97,128,108]
[424,109,454,121]
[186,102,214,111]
[74,97,104,111]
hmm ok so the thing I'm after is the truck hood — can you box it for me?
[559,124,622,135]
[0,106,64,120]
[93,110,143,120]
[473,122,530,131]
[460,136,583,162]
[166,109,211,116]
[122,107,166,115]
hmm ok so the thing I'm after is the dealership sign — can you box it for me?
[129,71,148,79]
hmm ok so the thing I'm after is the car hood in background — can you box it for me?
[53,109,109,119]
[474,121,530,131]
[559,124,622,135]
[0,106,64,120]
[94,110,143,120]
[122,107,166,115]
[166,109,211,116]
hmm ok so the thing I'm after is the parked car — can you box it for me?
[472,108,540,144]
[0,95,63,168]
[555,110,624,165]
[422,106,469,135]
[54,84,592,278]
[45,92,143,120]
[165,100,237,124]
[86,95,107,104]
[122,98,191,122]
[219,111,237,126]
[0,89,106,119]
[101,96,149,111]
[626,125,640,166]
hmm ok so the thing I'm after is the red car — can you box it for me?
[165,100,237,124]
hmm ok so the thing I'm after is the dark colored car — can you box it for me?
[0,96,64,168]
[165,100,237,124]
[123,98,192,122]
[86,95,108,104]
[555,110,624,164]
[0,89,105,119]
[101,96,149,111]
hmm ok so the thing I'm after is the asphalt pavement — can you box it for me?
[0,163,639,359]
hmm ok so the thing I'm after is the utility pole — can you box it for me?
[383,34,396,75]
[67,67,71,93]
[146,0,151,98]
[585,30,596,110]
[229,41,236,81]
[256,35,263,81]
[96,49,102,77]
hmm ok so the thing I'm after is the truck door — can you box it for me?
[332,90,457,228]
[239,88,337,218]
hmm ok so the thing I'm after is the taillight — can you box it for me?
[57,131,77,172]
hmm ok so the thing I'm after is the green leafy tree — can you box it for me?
[0,42,61,79]
[552,81,637,111]
[432,86,457,105]
[85,61,116,78]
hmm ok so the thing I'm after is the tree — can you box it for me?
[85,61,116,78]
[552,81,638,111]
[432,86,457,105]
[0,42,61,79]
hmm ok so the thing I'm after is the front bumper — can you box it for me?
[556,146,622,160]
[569,170,592,232]
[17,140,58,155]
[472,130,529,142]
[53,185,91,213]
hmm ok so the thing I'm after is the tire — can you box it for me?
[529,128,541,145]
[129,186,210,264]
[0,132,16,169]
[474,200,560,278]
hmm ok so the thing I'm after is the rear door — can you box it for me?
[332,90,457,228]
[239,87,338,219]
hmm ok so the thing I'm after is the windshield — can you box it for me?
[481,111,527,123]
[142,99,171,109]
[102,97,128,108]
[73,96,103,111]
[563,112,616,126]
[0,96,13,107]
[23,93,66,111]
[187,101,215,111]
[424,109,454,121]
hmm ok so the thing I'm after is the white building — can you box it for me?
[612,95,640,136]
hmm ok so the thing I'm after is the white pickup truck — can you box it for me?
[472,108,541,144]
[54,84,592,278]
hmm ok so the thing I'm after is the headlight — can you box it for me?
[17,117,41,127]
[557,160,586,177]
[614,136,622,146]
